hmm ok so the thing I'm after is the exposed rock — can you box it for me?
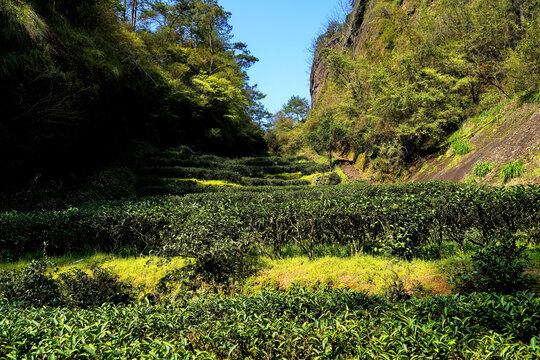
[411,105,540,183]
[310,0,378,104]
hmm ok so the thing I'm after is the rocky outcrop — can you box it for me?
[410,104,540,184]
[309,33,341,105]
[310,0,378,104]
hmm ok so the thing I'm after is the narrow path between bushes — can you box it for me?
[334,154,364,181]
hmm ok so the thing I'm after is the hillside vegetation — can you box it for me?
[268,0,540,182]
[0,0,265,189]
[1,1,540,359]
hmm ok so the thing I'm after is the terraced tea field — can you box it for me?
[1,152,539,359]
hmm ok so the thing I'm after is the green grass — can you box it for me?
[451,138,473,155]
[500,160,525,183]
[473,161,496,177]
[524,87,540,104]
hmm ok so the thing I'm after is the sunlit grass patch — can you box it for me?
[500,160,525,183]
[1,254,187,294]
[58,255,187,294]
[334,166,349,182]
[451,138,473,156]
[473,161,496,177]
[167,178,241,187]
[267,172,303,180]
[247,255,453,296]
[301,171,340,185]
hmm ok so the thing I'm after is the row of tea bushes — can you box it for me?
[1,288,538,358]
[1,183,537,261]
[136,152,328,195]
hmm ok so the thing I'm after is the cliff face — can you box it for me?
[310,0,378,104]
[309,0,540,184]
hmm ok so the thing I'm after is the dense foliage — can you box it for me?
[0,0,265,186]
[1,288,539,358]
[277,0,540,178]
[1,183,537,269]
[137,150,329,195]
[451,236,537,294]
[0,260,133,308]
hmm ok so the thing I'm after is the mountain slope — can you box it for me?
[307,0,540,183]
[411,102,540,184]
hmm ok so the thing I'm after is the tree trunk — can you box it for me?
[519,0,525,28]
[131,0,138,28]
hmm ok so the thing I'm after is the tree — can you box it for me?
[307,113,345,169]
[244,85,271,128]
[282,96,310,123]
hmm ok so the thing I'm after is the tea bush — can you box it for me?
[0,260,61,307]
[58,267,134,308]
[0,261,133,308]
[241,177,310,186]
[1,183,538,264]
[451,234,537,294]
[1,288,538,358]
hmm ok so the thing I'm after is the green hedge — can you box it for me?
[1,289,538,358]
[0,183,538,261]
[240,178,310,186]
[139,167,244,183]
[142,154,326,179]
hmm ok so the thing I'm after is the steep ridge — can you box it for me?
[310,0,378,104]
[309,0,540,184]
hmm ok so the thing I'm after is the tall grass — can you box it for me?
[473,162,495,177]
[452,138,473,155]
[500,160,525,183]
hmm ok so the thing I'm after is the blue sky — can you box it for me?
[219,0,345,114]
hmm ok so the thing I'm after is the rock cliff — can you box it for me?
[309,0,540,184]
[310,0,378,104]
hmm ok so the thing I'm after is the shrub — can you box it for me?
[500,160,525,183]
[327,172,342,185]
[1,289,538,358]
[473,162,495,177]
[1,183,538,262]
[0,261,134,308]
[0,260,61,306]
[451,235,537,294]
[313,172,342,185]
[241,178,310,187]
[58,267,134,308]
[451,138,473,155]
[162,205,256,283]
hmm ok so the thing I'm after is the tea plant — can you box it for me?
[450,234,537,294]
[0,288,538,359]
[1,183,538,265]
[0,261,134,308]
